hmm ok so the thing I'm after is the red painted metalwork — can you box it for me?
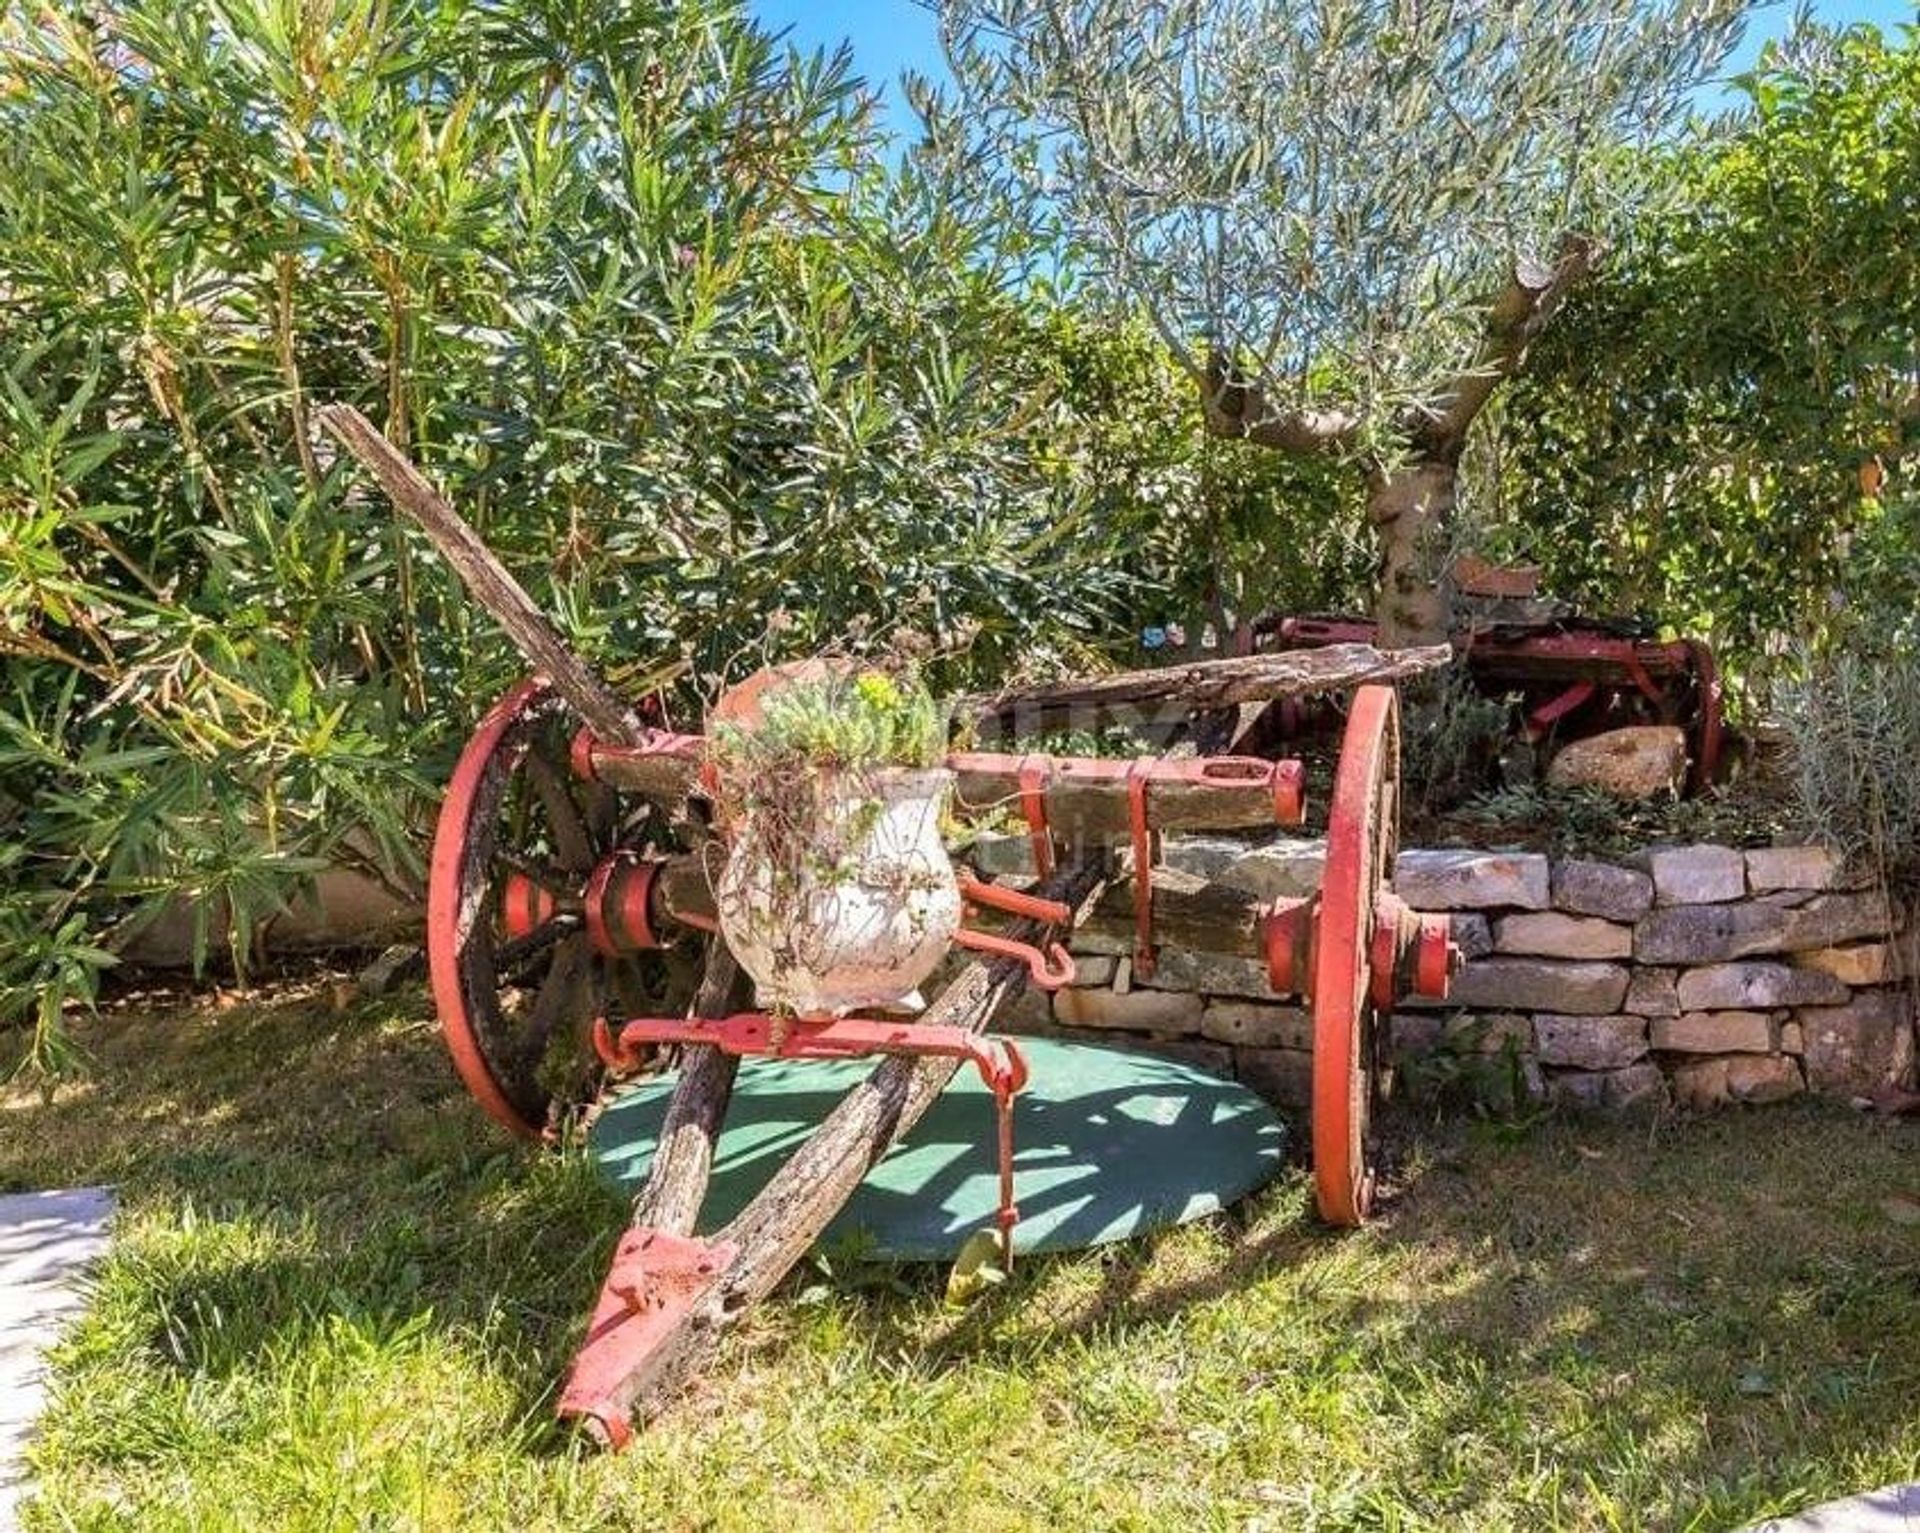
[956,872,1072,926]
[1126,757,1157,980]
[951,927,1077,989]
[1016,755,1055,877]
[1311,685,1398,1226]
[428,678,559,1141]
[555,1226,737,1446]
[1260,613,1725,790]
[598,1012,1031,1265]
[500,871,557,941]
[583,853,661,957]
[1524,680,1598,736]
[1262,895,1315,997]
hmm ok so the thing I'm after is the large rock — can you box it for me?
[1797,990,1916,1097]
[1633,892,1890,964]
[1795,943,1895,986]
[1448,958,1629,1015]
[1745,844,1858,893]
[1393,849,1550,911]
[1216,837,1326,899]
[1534,1014,1648,1069]
[1553,859,1654,922]
[1670,1054,1805,1108]
[1652,1011,1774,1053]
[1199,1000,1312,1050]
[1545,725,1688,800]
[1648,845,1747,905]
[1623,967,1681,1018]
[1133,946,1271,1001]
[1157,835,1247,881]
[1054,987,1201,1032]
[1450,911,1495,960]
[1674,961,1848,1011]
[1494,911,1632,959]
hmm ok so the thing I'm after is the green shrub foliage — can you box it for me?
[1496,23,1920,682]
[0,0,1244,1060]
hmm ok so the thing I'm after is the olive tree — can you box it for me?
[929,0,1749,643]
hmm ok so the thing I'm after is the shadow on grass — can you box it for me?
[6,985,1919,1525]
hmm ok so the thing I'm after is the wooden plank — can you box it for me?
[965,642,1451,732]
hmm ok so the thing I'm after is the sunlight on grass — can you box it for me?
[4,988,1918,1530]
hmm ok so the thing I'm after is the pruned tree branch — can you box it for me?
[1413,234,1604,457]
[1200,350,1360,456]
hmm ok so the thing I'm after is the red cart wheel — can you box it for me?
[427,678,694,1139]
[1311,684,1400,1225]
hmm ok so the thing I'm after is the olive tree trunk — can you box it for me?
[1369,456,1459,650]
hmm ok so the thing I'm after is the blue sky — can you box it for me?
[752,0,1916,134]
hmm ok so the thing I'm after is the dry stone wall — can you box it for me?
[981,833,1916,1115]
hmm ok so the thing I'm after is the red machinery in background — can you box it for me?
[1247,613,1723,794]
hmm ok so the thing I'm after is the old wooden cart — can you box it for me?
[317,406,1461,1449]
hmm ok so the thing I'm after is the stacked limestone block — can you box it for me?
[974,829,1916,1114]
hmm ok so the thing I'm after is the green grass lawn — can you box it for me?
[5,984,1918,1531]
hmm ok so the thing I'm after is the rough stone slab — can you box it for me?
[1553,859,1654,922]
[1653,1011,1774,1054]
[1236,1046,1313,1107]
[1054,986,1201,1032]
[1797,990,1917,1097]
[1392,849,1550,911]
[1158,836,1249,882]
[2,1187,116,1530]
[1132,946,1272,1002]
[1649,845,1747,905]
[1451,911,1495,961]
[1067,955,1118,988]
[1675,961,1848,1012]
[1534,1014,1648,1070]
[1745,844,1861,894]
[1634,893,1891,965]
[1726,1054,1806,1103]
[1199,1000,1312,1051]
[1446,958,1629,1015]
[1623,967,1680,1018]
[1780,1019,1804,1054]
[967,830,1036,877]
[1494,911,1631,960]
[1795,944,1895,987]
[1216,837,1325,898]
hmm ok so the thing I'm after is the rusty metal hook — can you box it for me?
[951,927,1077,990]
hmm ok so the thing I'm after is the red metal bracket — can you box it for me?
[1126,757,1157,980]
[956,870,1072,926]
[598,1013,1031,1268]
[555,1226,737,1449]
[952,927,1077,989]
[583,853,661,956]
[1016,755,1055,877]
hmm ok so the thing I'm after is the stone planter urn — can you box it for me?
[715,765,961,1017]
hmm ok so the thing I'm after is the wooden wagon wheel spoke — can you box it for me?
[495,915,581,979]
[508,934,593,1077]
[525,749,596,871]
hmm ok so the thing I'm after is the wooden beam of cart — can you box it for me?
[962,642,1451,730]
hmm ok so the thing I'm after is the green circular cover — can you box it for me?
[589,1038,1287,1261]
